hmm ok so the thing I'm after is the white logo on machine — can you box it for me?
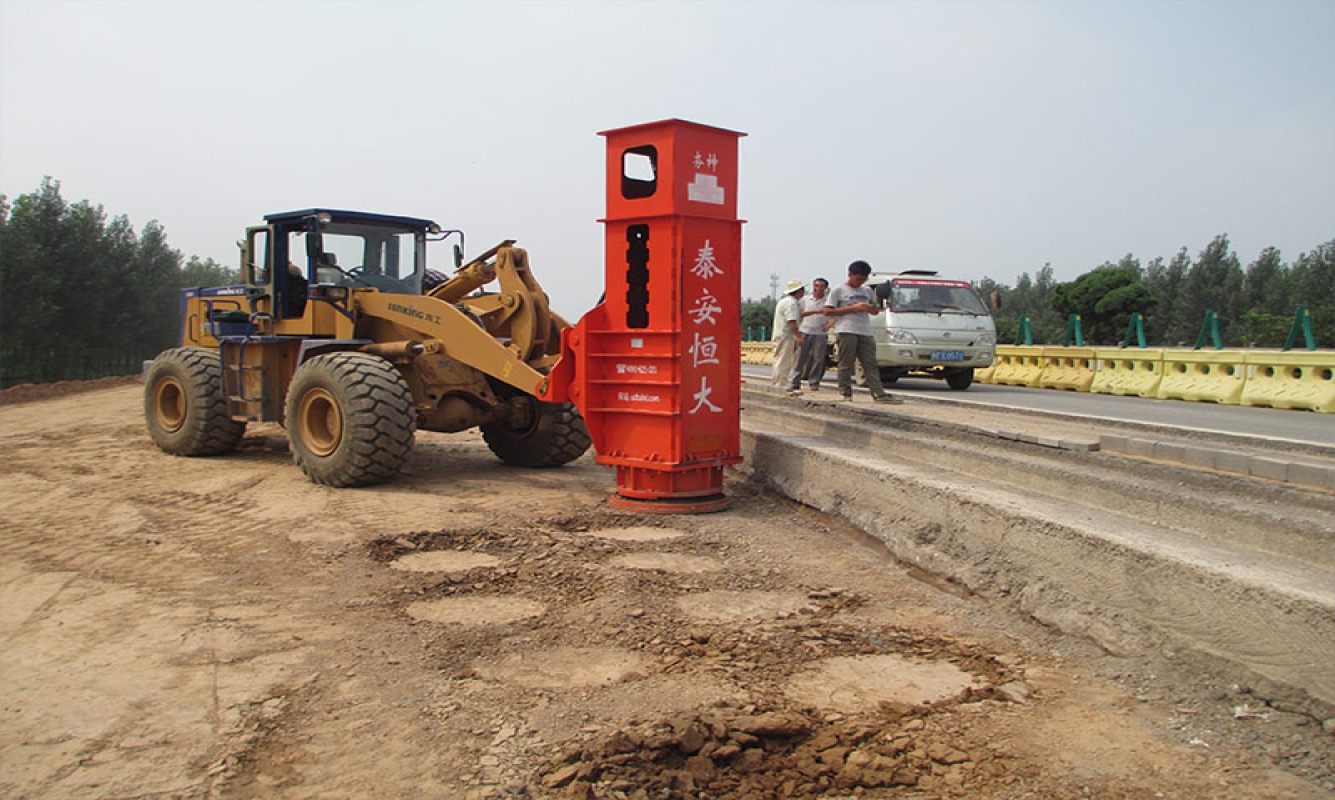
[688,150,725,205]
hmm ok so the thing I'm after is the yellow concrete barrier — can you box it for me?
[1156,349,1246,405]
[1241,351,1335,412]
[1091,349,1166,397]
[1038,347,1098,392]
[741,341,773,365]
[986,346,1044,387]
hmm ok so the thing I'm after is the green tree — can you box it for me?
[180,255,239,288]
[1178,235,1245,346]
[1144,247,1192,345]
[1243,247,1287,315]
[984,263,1064,344]
[1051,261,1157,345]
[740,296,775,340]
[0,178,188,387]
[1288,240,1335,348]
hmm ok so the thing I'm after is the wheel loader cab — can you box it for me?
[240,209,438,336]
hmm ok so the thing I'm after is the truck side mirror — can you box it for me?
[874,282,893,302]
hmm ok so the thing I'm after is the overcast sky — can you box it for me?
[2,0,1331,316]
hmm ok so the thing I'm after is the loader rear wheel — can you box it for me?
[285,352,415,487]
[144,347,246,456]
[482,395,591,468]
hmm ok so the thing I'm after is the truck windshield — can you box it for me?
[888,281,988,315]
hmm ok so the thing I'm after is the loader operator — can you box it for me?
[285,262,308,317]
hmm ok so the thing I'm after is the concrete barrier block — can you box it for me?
[1287,462,1335,491]
[1153,442,1188,464]
[1241,351,1335,413]
[1037,347,1097,392]
[1181,446,1219,469]
[1248,457,1289,482]
[1091,349,1166,397]
[1157,349,1246,405]
[1101,434,1131,452]
[1125,438,1157,458]
[1214,451,1252,475]
[988,346,1045,387]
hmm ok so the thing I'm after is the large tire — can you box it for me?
[144,347,246,456]
[946,367,974,390]
[284,352,415,487]
[482,395,591,468]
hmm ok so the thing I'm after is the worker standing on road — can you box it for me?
[826,261,899,404]
[789,277,831,395]
[771,280,805,387]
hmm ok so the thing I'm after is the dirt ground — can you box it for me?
[1,380,1331,799]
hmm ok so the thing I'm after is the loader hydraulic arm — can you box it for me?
[431,242,567,368]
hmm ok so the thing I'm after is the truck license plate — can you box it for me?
[931,350,966,361]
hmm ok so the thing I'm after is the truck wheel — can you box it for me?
[144,347,246,456]
[877,368,901,385]
[285,352,415,487]
[482,396,591,467]
[946,368,974,390]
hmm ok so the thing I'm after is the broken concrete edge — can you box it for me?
[1100,434,1335,491]
[737,427,1335,720]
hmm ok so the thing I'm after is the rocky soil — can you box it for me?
[1,380,1331,799]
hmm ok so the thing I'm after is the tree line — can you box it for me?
[742,234,1333,349]
[976,235,1334,348]
[0,178,235,388]
[2,178,1330,390]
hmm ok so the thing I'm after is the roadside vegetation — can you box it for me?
[745,238,1333,349]
[0,178,234,388]
[3,178,1330,388]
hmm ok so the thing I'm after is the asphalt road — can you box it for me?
[741,365,1335,448]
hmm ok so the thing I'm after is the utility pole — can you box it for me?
[769,273,779,301]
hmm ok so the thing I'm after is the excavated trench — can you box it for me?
[738,388,1335,716]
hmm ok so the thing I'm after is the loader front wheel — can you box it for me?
[144,347,246,456]
[482,395,591,468]
[285,352,415,487]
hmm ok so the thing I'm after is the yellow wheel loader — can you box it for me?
[144,208,590,487]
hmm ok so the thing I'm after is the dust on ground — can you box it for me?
[1,382,1331,799]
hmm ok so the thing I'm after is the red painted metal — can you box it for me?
[543,119,746,513]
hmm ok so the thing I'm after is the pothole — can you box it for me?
[785,654,977,712]
[677,590,816,622]
[389,550,503,573]
[405,596,545,626]
[580,526,686,542]
[608,553,722,573]
[472,646,649,689]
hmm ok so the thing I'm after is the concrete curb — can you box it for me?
[1100,434,1335,491]
[747,383,1335,493]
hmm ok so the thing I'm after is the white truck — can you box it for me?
[862,270,997,390]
